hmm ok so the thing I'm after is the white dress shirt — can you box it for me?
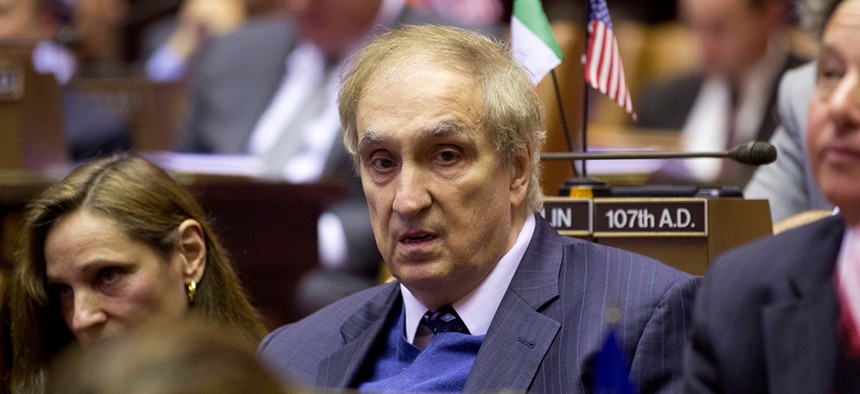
[681,39,789,182]
[247,0,404,183]
[245,0,404,268]
[402,214,537,346]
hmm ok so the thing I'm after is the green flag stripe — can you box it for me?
[513,0,563,59]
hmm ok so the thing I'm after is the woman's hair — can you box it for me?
[338,24,547,212]
[7,154,267,393]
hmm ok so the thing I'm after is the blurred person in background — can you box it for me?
[68,0,129,69]
[636,0,806,187]
[686,0,860,391]
[142,0,261,82]
[178,0,500,318]
[7,154,267,393]
[0,0,130,161]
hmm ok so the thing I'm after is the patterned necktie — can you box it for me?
[837,230,860,358]
[720,82,742,183]
[725,82,741,150]
[421,305,470,335]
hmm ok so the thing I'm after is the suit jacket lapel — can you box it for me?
[316,283,401,388]
[762,217,845,393]
[465,215,563,392]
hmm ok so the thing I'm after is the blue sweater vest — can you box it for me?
[359,308,484,393]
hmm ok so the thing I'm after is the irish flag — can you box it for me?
[511,0,563,86]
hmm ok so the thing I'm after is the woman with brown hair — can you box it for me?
[6,154,267,393]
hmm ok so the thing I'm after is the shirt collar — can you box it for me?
[401,213,537,344]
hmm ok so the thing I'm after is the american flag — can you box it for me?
[584,0,636,119]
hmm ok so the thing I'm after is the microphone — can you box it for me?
[541,141,778,166]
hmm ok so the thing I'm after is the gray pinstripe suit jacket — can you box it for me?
[259,214,699,393]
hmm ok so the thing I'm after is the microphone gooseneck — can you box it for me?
[540,141,778,166]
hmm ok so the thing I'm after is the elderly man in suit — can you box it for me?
[636,0,805,187]
[686,0,860,391]
[258,25,699,393]
[178,0,500,316]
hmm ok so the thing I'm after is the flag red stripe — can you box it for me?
[584,18,635,118]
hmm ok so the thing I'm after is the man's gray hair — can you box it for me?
[338,24,547,211]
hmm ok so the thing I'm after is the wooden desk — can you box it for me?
[0,173,340,328]
[542,196,773,276]
[0,43,69,170]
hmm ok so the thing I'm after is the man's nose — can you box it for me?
[392,164,431,217]
[827,71,860,130]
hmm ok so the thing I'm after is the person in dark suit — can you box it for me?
[685,0,860,391]
[258,25,699,393]
[0,0,131,162]
[178,0,499,317]
[636,0,805,187]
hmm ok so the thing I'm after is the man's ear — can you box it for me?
[510,145,531,207]
[177,219,206,283]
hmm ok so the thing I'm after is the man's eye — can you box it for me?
[371,158,397,170]
[438,151,457,161]
[816,66,843,97]
[434,149,462,164]
[820,67,841,81]
[97,267,123,286]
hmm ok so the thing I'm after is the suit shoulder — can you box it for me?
[560,241,698,309]
[639,72,703,101]
[199,17,294,68]
[258,283,398,382]
[217,16,293,47]
[573,240,694,282]
[780,62,816,100]
[262,283,396,346]
[635,72,703,129]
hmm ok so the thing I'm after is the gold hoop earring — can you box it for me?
[186,280,197,304]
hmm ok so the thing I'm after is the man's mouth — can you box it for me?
[400,232,435,244]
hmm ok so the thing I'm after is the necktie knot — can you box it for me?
[421,305,470,335]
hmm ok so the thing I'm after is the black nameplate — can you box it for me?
[539,197,591,235]
[593,198,707,237]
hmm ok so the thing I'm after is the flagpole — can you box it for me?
[581,5,591,179]
[550,69,578,177]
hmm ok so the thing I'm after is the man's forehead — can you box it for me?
[366,52,474,85]
[357,62,481,117]
[357,120,477,150]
